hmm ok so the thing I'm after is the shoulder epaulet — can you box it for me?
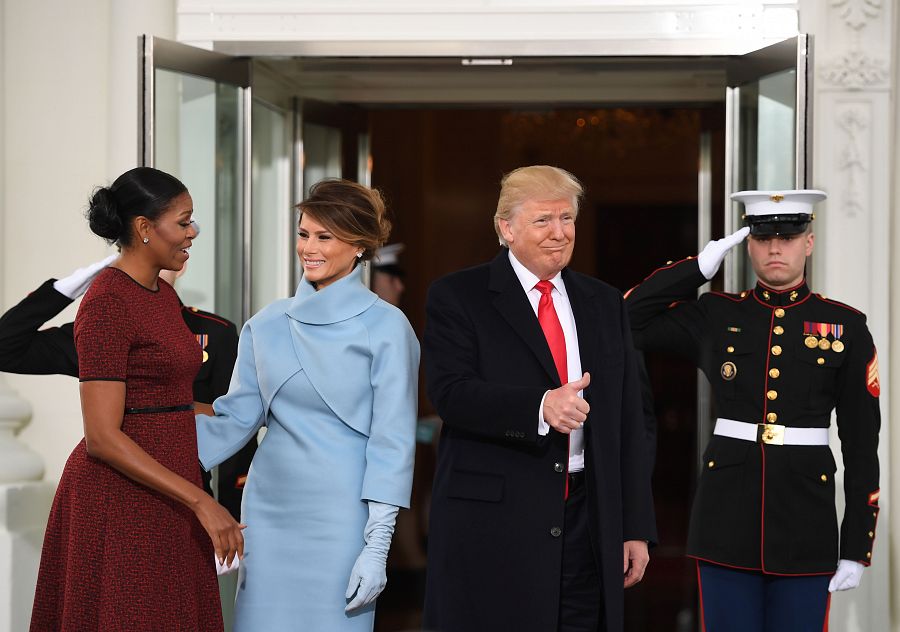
[813,294,864,316]
[182,305,234,327]
[706,290,750,303]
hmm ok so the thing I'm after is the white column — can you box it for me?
[0,382,55,632]
[799,1,893,630]
[0,1,56,629]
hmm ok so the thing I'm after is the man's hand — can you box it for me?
[623,540,649,588]
[828,559,864,592]
[696,226,750,280]
[542,373,590,434]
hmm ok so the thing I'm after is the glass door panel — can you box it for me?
[139,36,251,324]
[251,99,292,315]
[725,35,812,293]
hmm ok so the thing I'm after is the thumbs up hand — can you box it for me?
[542,372,591,434]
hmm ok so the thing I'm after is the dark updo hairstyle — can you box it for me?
[87,167,188,247]
[296,179,392,261]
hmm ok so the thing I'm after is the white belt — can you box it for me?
[713,418,829,446]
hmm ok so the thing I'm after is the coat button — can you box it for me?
[767,412,778,423]
[767,390,778,400]
[867,552,872,559]
[771,345,782,356]
[550,527,562,537]
[726,346,735,353]
[769,368,780,378]
[707,460,715,469]
[820,474,827,482]
[774,308,785,318]
[869,531,875,538]
[773,326,784,335]
[554,462,564,473]
[817,358,825,365]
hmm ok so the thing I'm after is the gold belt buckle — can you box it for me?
[757,423,785,445]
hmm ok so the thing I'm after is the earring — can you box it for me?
[142,237,150,244]
[356,252,363,259]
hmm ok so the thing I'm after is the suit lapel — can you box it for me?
[489,251,562,387]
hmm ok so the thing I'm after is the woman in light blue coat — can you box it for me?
[195,180,419,631]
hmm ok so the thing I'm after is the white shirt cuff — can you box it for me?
[538,390,550,436]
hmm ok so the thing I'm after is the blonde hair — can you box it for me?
[494,166,584,246]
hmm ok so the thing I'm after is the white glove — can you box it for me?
[828,559,864,592]
[53,253,119,299]
[345,501,399,612]
[696,227,750,280]
[215,553,240,576]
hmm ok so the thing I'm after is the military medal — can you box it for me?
[720,361,737,380]
[195,334,210,363]
[818,338,831,351]
[832,340,845,353]
[805,336,818,348]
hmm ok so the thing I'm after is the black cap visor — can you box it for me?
[745,213,811,236]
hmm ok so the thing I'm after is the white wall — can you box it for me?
[1,0,175,483]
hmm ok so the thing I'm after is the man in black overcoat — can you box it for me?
[422,165,657,632]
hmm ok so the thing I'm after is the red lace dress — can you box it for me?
[30,268,222,631]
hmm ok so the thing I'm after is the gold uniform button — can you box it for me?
[767,413,778,423]
[832,340,845,353]
[868,531,874,538]
[774,308,785,318]
[666,260,673,265]
[708,461,715,469]
[867,552,872,559]
[820,474,828,482]
[726,346,735,353]
[762,290,771,300]
[767,390,778,400]
[740,291,748,298]
[805,336,819,348]
[773,326,784,335]
[769,368,780,378]
[817,358,825,365]
[771,345,782,356]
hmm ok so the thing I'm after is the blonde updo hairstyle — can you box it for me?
[296,179,392,261]
[494,165,584,246]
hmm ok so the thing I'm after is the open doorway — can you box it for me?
[366,104,723,632]
[141,36,810,632]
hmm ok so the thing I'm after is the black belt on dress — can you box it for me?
[124,404,194,415]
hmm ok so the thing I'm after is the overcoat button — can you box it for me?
[707,461,715,469]
[554,463,564,473]
[550,527,562,537]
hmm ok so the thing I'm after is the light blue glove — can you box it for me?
[344,500,399,612]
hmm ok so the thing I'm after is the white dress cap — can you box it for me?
[731,189,827,217]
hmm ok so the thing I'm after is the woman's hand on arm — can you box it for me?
[80,381,245,564]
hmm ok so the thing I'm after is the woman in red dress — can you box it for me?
[30,167,244,631]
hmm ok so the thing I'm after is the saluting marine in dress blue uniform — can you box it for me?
[626,190,880,632]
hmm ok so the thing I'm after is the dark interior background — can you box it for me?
[364,104,725,632]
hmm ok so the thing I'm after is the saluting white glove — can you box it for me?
[696,227,750,280]
[828,559,865,592]
[53,253,119,299]
[345,501,399,612]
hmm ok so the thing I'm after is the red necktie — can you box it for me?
[535,281,568,385]
[535,281,570,498]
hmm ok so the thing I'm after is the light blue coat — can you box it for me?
[196,266,419,631]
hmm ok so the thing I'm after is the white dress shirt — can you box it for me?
[508,251,585,473]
